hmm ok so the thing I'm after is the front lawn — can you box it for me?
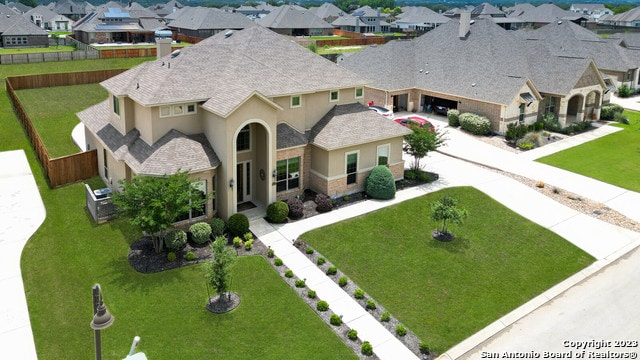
[301,186,594,353]
[16,84,107,157]
[536,111,640,192]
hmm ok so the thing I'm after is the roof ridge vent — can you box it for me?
[170,50,180,58]
[225,30,233,38]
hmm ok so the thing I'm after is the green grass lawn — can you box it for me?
[317,46,364,55]
[536,111,640,192]
[3,58,356,360]
[0,46,76,54]
[16,84,107,158]
[301,187,594,353]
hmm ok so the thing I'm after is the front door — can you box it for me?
[236,162,251,203]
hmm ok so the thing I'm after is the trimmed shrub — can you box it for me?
[287,197,304,219]
[185,251,195,261]
[618,83,632,98]
[189,222,212,244]
[307,289,317,298]
[267,248,275,258]
[316,300,329,311]
[317,257,326,265]
[366,300,376,310]
[365,165,396,200]
[233,236,243,248]
[284,269,294,278]
[534,121,544,131]
[361,341,373,356]
[447,109,460,127]
[380,311,390,322]
[244,239,253,251]
[338,276,348,287]
[420,341,430,355]
[326,266,337,275]
[517,142,534,150]
[600,104,624,120]
[459,113,491,135]
[266,201,289,223]
[244,232,253,241]
[165,229,187,250]
[274,258,283,266]
[542,113,562,133]
[305,247,314,254]
[354,289,365,299]
[505,122,528,143]
[330,314,342,326]
[315,193,333,213]
[210,218,226,237]
[227,213,249,237]
[295,279,306,288]
[396,325,407,337]
[347,329,358,341]
[167,252,176,262]
[613,111,629,124]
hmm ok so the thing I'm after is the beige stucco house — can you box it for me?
[78,25,410,223]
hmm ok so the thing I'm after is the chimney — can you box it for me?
[459,11,471,39]
[155,31,173,59]
[376,7,381,33]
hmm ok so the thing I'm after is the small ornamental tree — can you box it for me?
[403,126,446,172]
[112,170,212,253]
[430,196,468,239]
[204,236,237,301]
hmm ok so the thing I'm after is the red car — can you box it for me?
[394,115,435,132]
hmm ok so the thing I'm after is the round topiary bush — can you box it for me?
[354,289,365,299]
[365,165,396,200]
[447,109,460,127]
[165,229,187,250]
[189,222,212,244]
[330,314,342,326]
[347,329,358,341]
[315,193,333,213]
[167,252,176,262]
[284,269,294,278]
[396,325,407,337]
[338,276,348,287]
[287,197,304,219]
[266,201,289,223]
[185,251,196,261]
[274,258,283,266]
[366,300,376,310]
[361,341,373,356]
[316,300,329,311]
[307,289,317,298]
[380,311,390,322]
[317,257,326,265]
[210,218,226,237]
[326,266,337,275]
[227,213,249,237]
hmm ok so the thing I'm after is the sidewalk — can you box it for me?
[0,150,45,360]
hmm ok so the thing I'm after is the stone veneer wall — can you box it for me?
[275,146,311,201]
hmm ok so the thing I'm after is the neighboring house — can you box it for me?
[52,0,94,21]
[166,7,255,39]
[570,3,613,21]
[6,2,31,14]
[0,4,49,48]
[515,21,640,96]
[503,3,536,18]
[235,4,273,19]
[332,6,391,33]
[309,2,344,23]
[24,5,73,31]
[149,0,183,18]
[514,3,588,28]
[393,12,450,32]
[340,15,607,133]
[471,2,523,30]
[257,5,334,36]
[599,6,640,28]
[607,32,640,51]
[73,1,164,44]
[77,26,410,222]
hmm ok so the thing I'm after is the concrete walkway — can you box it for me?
[0,150,45,360]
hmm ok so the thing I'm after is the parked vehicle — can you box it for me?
[368,105,394,119]
[393,115,435,132]
[433,105,449,116]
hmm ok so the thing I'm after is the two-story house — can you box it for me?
[78,25,410,221]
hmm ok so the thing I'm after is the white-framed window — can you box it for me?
[355,87,364,99]
[291,95,301,108]
[112,95,120,116]
[237,125,250,152]
[346,151,358,184]
[330,90,339,102]
[543,97,555,114]
[159,103,197,118]
[276,157,300,192]
[377,144,390,166]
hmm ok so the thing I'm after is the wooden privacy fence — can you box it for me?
[0,50,100,64]
[6,69,127,187]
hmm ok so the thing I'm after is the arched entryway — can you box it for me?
[566,94,584,124]
[584,90,602,121]
[231,120,273,218]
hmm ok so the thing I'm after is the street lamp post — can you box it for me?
[90,284,114,360]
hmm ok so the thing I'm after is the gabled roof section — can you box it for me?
[0,11,48,35]
[397,6,437,19]
[309,2,344,20]
[277,123,307,149]
[201,90,283,119]
[257,5,333,29]
[101,25,369,112]
[166,6,254,30]
[395,12,450,25]
[352,5,387,18]
[472,3,505,17]
[601,6,640,22]
[78,100,219,176]
[309,103,411,151]
[24,5,72,23]
[516,3,586,23]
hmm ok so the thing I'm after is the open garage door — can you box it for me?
[422,95,457,114]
